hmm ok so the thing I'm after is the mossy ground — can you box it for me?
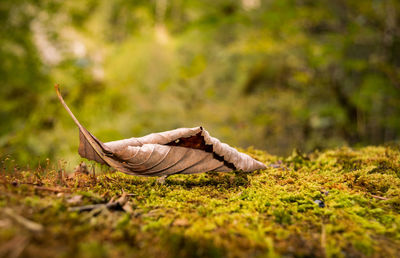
[1,146,400,258]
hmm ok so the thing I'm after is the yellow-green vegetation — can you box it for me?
[1,146,400,257]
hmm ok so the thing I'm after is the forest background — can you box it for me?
[1,0,400,166]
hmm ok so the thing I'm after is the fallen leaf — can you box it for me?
[55,85,266,177]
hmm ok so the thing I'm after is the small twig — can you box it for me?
[371,195,389,200]
[108,196,116,204]
[126,193,137,196]
[13,181,41,186]
[34,186,71,193]
[69,192,129,213]
[68,202,125,213]
[104,176,118,183]
[10,181,70,193]
[3,208,43,233]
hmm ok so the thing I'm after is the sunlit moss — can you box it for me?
[0,145,399,257]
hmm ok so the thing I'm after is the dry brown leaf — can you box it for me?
[55,85,266,177]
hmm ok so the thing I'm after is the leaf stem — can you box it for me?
[54,84,85,131]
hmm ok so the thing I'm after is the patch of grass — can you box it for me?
[1,146,400,257]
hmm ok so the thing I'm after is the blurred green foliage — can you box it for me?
[1,0,400,165]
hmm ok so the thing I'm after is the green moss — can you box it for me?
[1,146,400,257]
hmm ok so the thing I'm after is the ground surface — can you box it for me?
[1,146,400,258]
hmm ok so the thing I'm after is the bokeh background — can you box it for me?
[1,0,400,166]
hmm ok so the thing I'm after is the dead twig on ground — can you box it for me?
[68,192,129,213]
[10,181,71,193]
[3,208,43,233]
[371,195,389,200]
